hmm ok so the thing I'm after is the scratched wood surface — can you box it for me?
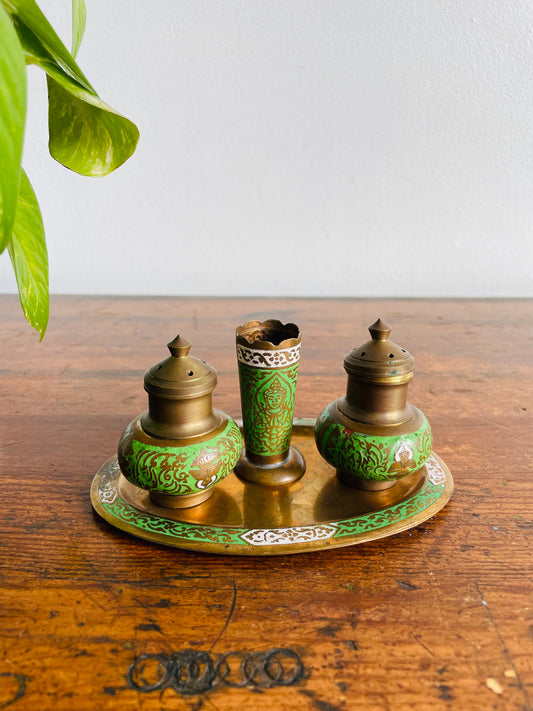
[0,296,532,711]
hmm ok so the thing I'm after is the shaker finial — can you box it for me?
[368,319,391,341]
[167,335,192,357]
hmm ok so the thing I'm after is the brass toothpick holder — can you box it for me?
[234,319,306,486]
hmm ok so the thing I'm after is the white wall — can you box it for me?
[1,0,532,297]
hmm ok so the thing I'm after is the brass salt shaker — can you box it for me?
[314,319,433,490]
[118,335,242,508]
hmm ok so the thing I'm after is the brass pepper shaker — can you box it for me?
[118,335,242,508]
[314,319,433,490]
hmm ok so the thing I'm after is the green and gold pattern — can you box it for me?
[94,453,449,552]
[238,363,299,457]
[315,407,432,483]
[120,418,242,495]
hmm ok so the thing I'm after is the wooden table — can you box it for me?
[0,296,531,710]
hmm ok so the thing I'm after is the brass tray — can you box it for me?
[91,419,453,555]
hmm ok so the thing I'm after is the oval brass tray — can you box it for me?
[91,419,453,555]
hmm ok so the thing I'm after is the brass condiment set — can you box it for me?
[117,319,432,508]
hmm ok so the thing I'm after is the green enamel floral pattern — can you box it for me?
[98,461,445,547]
[314,407,432,483]
[238,362,299,457]
[120,418,242,495]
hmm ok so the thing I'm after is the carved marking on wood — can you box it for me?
[126,648,304,696]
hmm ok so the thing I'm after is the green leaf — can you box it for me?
[2,0,93,92]
[11,11,139,176]
[71,0,86,59]
[8,169,49,340]
[0,4,26,253]
[47,75,139,176]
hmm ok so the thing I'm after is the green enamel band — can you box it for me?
[121,418,242,495]
[238,361,299,457]
[99,470,444,547]
[315,407,432,482]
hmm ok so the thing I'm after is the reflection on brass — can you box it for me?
[243,485,293,529]
[149,489,212,509]
[315,466,425,519]
[92,420,454,555]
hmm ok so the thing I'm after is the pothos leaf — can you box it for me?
[2,0,137,339]
[8,169,49,340]
[2,0,93,91]
[71,0,86,59]
[12,10,139,176]
[47,75,139,176]
[0,3,26,253]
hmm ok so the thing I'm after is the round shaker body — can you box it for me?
[314,319,432,490]
[314,400,432,490]
[117,335,242,507]
[118,410,242,507]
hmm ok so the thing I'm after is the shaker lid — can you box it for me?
[144,335,217,399]
[344,319,414,384]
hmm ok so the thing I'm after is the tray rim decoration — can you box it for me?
[91,419,454,555]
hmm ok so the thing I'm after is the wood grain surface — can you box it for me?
[0,296,531,711]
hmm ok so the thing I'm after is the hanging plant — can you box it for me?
[0,0,139,339]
